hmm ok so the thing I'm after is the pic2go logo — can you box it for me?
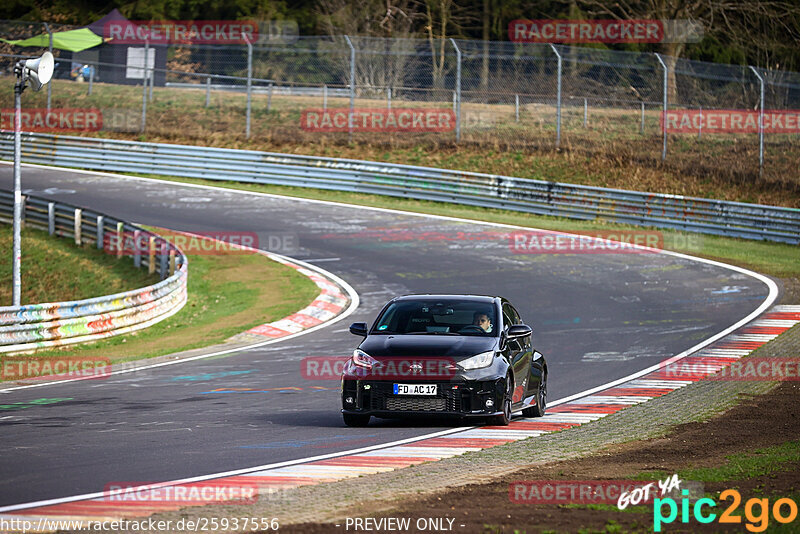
[654,489,798,532]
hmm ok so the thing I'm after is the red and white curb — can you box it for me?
[3,305,798,529]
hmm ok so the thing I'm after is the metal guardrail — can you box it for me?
[0,189,188,353]
[0,133,798,244]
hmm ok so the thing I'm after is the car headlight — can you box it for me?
[352,349,378,369]
[459,351,494,370]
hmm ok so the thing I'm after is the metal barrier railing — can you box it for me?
[0,189,188,353]
[0,132,798,244]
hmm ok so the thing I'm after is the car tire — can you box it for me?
[522,372,547,418]
[488,375,513,426]
[343,413,371,427]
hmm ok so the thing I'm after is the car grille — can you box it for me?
[368,382,461,412]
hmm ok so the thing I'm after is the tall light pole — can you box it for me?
[12,51,54,306]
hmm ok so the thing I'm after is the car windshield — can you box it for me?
[372,299,498,336]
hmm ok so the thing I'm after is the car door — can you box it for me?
[502,302,529,407]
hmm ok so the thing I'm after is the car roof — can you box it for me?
[392,294,499,304]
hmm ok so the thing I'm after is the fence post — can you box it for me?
[698,106,702,140]
[169,249,176,276]
[323,84,327,109]
[387,87,391,109]
[515,94,519,122]
[116,222,124,258]
[88,65,94,95]
[450,38,462,143]
[549,44,562,148]
[43,23,52,112]
[96,215,104,249]
[141,39,148,134]
[267,83,273,112]
[244,33,253,139]
[149,62,154,101]
[160,243,168,279]
[583,98,588,128]
[205,76,211,107]
[640,102,645,134]
[74,208,82,245]
[48,202,55,235]
[749,66,765,178]
[655,53,668,161]
[344,35,355,142]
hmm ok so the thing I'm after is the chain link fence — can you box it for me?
[1,20,799,188]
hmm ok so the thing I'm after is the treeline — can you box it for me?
[3,0,799,71]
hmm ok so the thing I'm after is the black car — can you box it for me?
[341,294,547,427]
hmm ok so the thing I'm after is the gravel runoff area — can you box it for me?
[94,308,800,534]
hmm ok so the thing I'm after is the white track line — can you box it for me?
[0,160,780,514]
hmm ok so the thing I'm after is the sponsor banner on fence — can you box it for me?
[1,357,111,380]
[509,19,703,43]
[509,230,664,254]
[103,482,258,505]
[663,109,800,134]
[104,20,258,44]
[301,108,456,133]
[0,108,102,133]
[662,357,800,381]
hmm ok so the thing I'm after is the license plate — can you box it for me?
[393,383,437,396]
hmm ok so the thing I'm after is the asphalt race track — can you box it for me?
[0,164,774,507]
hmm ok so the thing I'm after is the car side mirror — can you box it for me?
[507,324,532,339]
[349,322,368,336]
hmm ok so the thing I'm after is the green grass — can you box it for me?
[0,225,157,305]
[633,440,800,484]
[118,173,800,279]
[0,224,320,375]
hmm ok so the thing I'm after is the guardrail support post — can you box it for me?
[244,33,253,139]
[74,208,82,245]
[169,249,176,276]
[749,66,765,178]
[267,83,273,113]
[344,35,355,142]
[48,202,55,235]
[205,76,211,107]
[149,61,154,101]
[116,222,124,258]
[549,44,562,149]
[88,65,94,95]
[141,39,148,134]
[96,215,104,249]
[387,87,391,110]
[515,94,519,122]
[450,38,462,143]
[148,236,156,275]
[159,243,168,279]
[323,84,327,109]
[133,230,142,268]
[583,98,588,128]
[655,53,668,161]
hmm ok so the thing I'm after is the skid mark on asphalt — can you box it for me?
[4,305,798,529]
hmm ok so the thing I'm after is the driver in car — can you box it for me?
[472,312,493,333]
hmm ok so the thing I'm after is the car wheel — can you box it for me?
[522,371,547,418]
[343,413,371,427]
[488,375,512,426]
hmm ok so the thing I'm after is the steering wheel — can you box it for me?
[459,325,486,334]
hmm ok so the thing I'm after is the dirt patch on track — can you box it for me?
[282,382,800,533]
